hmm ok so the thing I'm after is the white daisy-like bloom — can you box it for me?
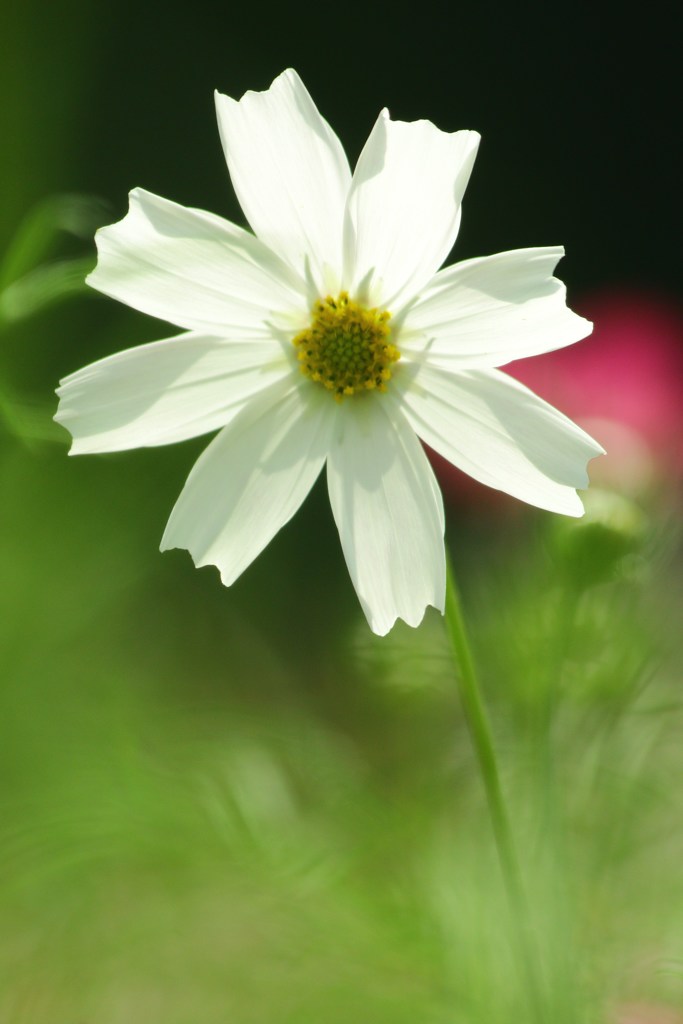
[56,69,603,636]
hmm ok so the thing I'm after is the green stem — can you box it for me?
[444,552,546,1024]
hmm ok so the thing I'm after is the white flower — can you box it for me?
[55,69,603,636]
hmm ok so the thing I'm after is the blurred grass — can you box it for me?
[1,379,683,1021]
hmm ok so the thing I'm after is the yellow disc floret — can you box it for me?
[292,292,399,401]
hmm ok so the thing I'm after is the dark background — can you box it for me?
[3,0,677,296]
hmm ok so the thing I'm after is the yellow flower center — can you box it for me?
[292,292,400,401]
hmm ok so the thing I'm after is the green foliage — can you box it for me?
[0,256,95,326]
[0,194,103,444]
[1,429,682,1021]
[0,194,104,295]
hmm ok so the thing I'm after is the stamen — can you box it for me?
[292,292,399,401]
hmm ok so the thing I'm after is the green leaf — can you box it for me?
[0,256,95,325]
[0,387,63,444]
[0,194,107,290]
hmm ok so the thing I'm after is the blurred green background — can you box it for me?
[1,2,681,1021]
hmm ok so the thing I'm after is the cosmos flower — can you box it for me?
[55,69,602,635]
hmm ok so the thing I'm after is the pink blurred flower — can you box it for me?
[434,290,683,506]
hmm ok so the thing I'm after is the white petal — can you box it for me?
[56,332,291,453]
[215,69,351,289]
[400,247,592,368]
[396,365,605,516]
[326,398,445,636]
[87,188,306,333]
[343,110,480,311]
[161,381,333,584]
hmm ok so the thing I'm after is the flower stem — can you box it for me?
[444,552,546,1024]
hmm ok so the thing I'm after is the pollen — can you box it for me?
[292,292,400,400]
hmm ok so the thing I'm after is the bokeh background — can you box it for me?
[1,2,681,1022]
